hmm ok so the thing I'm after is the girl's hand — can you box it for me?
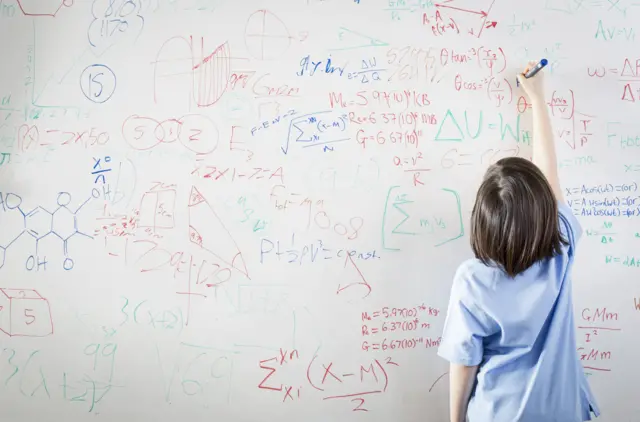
[517,61,546,103]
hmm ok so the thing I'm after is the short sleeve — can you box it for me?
[437,269,494,366]
[557,201,583,252]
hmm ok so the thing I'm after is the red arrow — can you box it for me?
[435,3,488,17]
[486,21,498,28]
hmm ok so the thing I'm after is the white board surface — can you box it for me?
[0,0,638,420]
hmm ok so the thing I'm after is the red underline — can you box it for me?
[583,366,611,372]
[577,326,621,331]
[323,390,382,400]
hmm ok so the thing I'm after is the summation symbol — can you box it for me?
[0,191,94,271]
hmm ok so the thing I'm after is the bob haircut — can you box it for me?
[470,157,567,277]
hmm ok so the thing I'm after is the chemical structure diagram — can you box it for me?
[0,191,94,271]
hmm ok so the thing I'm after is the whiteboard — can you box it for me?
[0,0,638,420]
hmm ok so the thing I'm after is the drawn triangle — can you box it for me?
[331,27,389,51]
[336,255,371,299]
[621,59,636,77]
[544,0,573,13]
[188,187,206,206]
[434,110,464,141]
[188,186,250,278]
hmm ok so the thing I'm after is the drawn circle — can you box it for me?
[5,193,22,210]
[177,114,219,154]
[157,119,182,144]
[63,0,74,7]
[63,258,74,271]
[334,223,348,236]
[210,356,232,378]
[26,256,35,271]
[80,64,117,104]
[244,10,292,60]
[57,192,72,206]
[182,380,202,395]
[120,0,136,17]
[122,115,163,150]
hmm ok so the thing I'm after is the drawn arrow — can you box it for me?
[486,21,498,28]
[434,3,488,17]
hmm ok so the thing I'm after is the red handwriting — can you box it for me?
[0,289,54,337]
[362,304,439,321]
[440,46,507,75]
[329,90,431,109]
[228,71,256,90]
[16,0,70,17]
[153,36,231,107]
[16,125,109,152]
[121,114,219,154]
[336,254,372,298]
[577,307,620,374]
[386,46,436,83]
[581,307,619,323]
[348,110,437,128]
[252,73,300,98]
[191,165,284,184]
[423,10,460,37]
[257,349,399,412]
[356,129,422,149]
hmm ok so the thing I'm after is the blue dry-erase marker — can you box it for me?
[517,59,548,86]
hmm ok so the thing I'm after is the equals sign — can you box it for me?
[373,312,381,317]
[372,344,380,350]
[371,328,379,333]
[614,258,621,262]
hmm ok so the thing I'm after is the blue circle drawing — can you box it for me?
[80,64,116,103]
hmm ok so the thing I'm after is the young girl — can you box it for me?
[437,62,600,422]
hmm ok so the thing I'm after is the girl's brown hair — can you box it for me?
[470,157,568,277]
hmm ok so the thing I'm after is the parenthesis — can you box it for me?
[486,77,492,100]
[608,184,614,192]
[505,78,513,103]
[306,355,324,391]
[633,182,638,191]
[498,48,507,74]
[375,359,389,392]
[569,90,575,120]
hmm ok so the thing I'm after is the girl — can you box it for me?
[437,62,600,422]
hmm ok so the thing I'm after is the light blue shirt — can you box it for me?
[438,202,600,422]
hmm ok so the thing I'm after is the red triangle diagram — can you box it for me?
[188,186,250,279]
[336,255,371,299]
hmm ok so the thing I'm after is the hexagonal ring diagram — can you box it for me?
[16,0,72,17]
